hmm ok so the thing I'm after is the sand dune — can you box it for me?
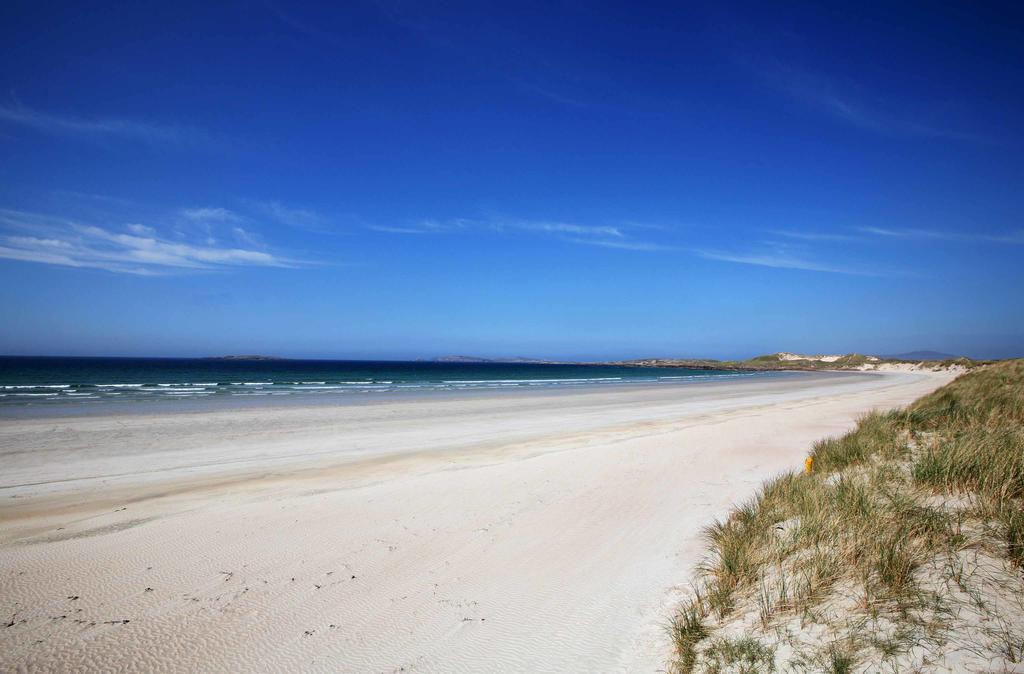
[0,371,956,672]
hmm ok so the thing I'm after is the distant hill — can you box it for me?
[202,355,287,361]
[432,355,494,363]
[884,351,961,361]
[432,355,568,364]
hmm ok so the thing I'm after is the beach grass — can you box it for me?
[670,359,1024,672]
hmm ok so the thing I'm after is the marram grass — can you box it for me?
[670,359,1024,673]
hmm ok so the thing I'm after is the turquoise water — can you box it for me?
[0,356,768,413]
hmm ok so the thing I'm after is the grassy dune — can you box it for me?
[671,359,1024,673]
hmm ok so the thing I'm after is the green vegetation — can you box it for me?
[698,636,775,673]
[670,359,1024,673]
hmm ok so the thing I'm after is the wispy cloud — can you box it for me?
[181,207,243,223]
[263,1,330,38]
[51,190,138,208]
[367,221,462,235]
[368,216,664,251]
[230,226,265,248]
[249,200,326,231]
[372,215,860,259]
[694,247,877,275]
[748,59,982,143]
[769,225,1024,247]
[770,229,861,243]
[0,208,297,275]
[370,3,605,111]
[567,237,674,251]
[126,223,156,236]
[0,103,212,147]
[517,220,624,238]
[365,209,1022,271]
[859,226,971,241]
[859,226,1024,244]
[514,82,591,108]
[989,232,1024,245]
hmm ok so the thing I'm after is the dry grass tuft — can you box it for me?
[670,359,1024,673]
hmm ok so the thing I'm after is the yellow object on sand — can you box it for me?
[805,457,814,474]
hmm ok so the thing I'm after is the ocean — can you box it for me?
[0,356,770,413]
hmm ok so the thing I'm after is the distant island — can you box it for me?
[202,355,288,361]
[882,350,961,361]
[430,355,572,364]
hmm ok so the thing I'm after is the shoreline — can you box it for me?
[0,368,957,671]
[0,353,967,419]
[0,368,800,420]
[1,370,864,504]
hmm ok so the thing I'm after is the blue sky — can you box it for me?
[1,1,1022,360]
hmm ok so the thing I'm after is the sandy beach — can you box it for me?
[0,369,957,672]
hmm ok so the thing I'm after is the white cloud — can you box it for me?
[993,231,1024,245]
[368,216,662,250]
[517,221,624,238]
[231,226,263,247]
[367,219,464,235]
[769,229,860,243]
[368,224,445,234]
[769,225,1024,247]
[127,223,156,236]
[859,226,953,240]
[0,103,211,147]
[694,248,875,275]
[253,200,324,229]
[858,226,1024,244]
[181,207,242,223]
[0,209,295,275]
[565,237,673,251]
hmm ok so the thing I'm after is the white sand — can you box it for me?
[0,370,956,672]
